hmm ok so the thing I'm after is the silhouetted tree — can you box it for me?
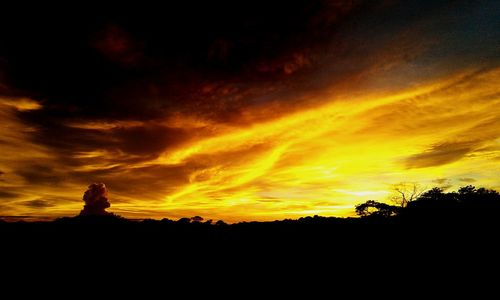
[391,185,500,221]
[355,200,399,217]
[191,216,204,223]
[417,187,448,201]
[161,218,175,225]
[215,220,227,226]
[456,185,500,214]
[391,182,424,208]
[404,187,459,218]
[458,185,476,196]
[177,217,191,224]
[457,185,500,202]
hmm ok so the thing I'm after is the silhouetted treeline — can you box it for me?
[355,185,500,222]
[2,186,500,284]
[1,186,499,239]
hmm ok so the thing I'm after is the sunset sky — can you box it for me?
[0,1,499,221]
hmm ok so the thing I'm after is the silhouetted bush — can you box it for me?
[191,216,204,223]
[177,217,191,225]
[215,220,227,226]
[355,200,399,217]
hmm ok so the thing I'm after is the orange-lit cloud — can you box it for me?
[3,68,499,221]
[133,68,500,221]
[0,97,83,217]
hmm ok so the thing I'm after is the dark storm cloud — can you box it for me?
[113,125,192,155]
[22,113,195,163]
[0,1,360,115]
[0,190,20,199]
[87,164,198,200]
[92,24,143,66]
[0,0,380,171]
[2,0,497,128]
[16,164,62,185]
[405,141,477,169]
[23,199,55,208]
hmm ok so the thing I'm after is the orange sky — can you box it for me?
[1,67,499,221]
[0,1,499,221]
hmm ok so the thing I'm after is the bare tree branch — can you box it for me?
[390,182,425,207]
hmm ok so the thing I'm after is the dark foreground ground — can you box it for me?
[2,214,498,260]
[1,214,498,294]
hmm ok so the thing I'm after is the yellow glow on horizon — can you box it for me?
[129,68,500,221]
[1,68,500,222]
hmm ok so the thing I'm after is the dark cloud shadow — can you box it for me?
[0,190,20,199]
[23,199,55,208]
[405,141,477,169]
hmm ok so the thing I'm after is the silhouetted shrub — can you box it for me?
[177,217,191,225]
[191,216,204,223]
[355,200,399,217]
[215,220,227,226]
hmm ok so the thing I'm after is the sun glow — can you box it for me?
[125,68,500,221]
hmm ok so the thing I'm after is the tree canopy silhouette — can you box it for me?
[356,185,500,220]
[355,200,399,217]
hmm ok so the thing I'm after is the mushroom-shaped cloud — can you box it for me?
[80,183,111,216]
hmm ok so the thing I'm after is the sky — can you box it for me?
[0,0,499,221]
